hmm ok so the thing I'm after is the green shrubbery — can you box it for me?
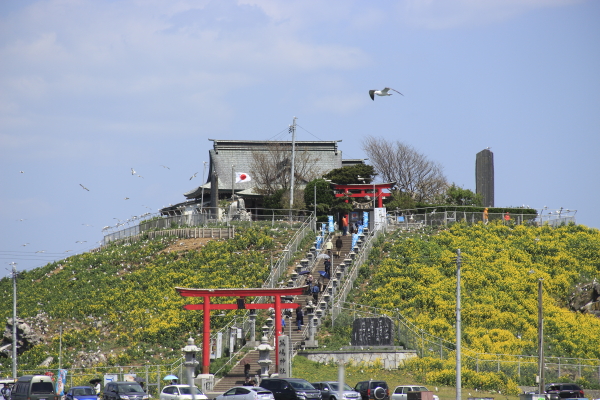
[0,225,303,374]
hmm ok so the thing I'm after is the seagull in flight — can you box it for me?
[369,87,403,100]
[190,172,198,180]
[160,165,170,169]
[131,168,136,175]
[80,184,90,191]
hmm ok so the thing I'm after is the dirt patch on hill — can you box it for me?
[162,237,215,253]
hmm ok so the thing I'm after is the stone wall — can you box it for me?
[297,349,418,370]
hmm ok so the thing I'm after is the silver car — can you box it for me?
[160,385,208,400]
[312,382,360,400]
[215,387,275,400]
[391,386,438,400]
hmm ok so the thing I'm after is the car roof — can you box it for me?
[166,385,199,387]
[225,386,270,391]
[71,386,94,389]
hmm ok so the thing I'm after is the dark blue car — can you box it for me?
[66,386,99,400]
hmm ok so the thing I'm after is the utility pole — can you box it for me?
[231,165,235,200]
[314,183,317,231]
[456,250,462,400]
[59,326,62,369]
[538,278,544,394]
[200,161,208,215]
[289,117,297,210]
[11,262,18,380]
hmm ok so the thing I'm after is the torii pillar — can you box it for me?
[176,286,306,374]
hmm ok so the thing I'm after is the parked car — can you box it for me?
[12,375,56,400]
[311,382,360,400]
[65,386,99,400]
[354,381,389,400]
[160,385,208,400]
[103,382,149,400]
[259,378,321,400]
[215,386,275,400]
[391,386,438,400]
[544,383,585,399]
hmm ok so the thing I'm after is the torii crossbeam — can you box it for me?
[176,286,306,374]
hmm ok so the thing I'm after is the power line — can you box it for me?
[265,127,290,141]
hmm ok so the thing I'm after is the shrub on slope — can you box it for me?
[361,222,600,359]
[0,226,291,371]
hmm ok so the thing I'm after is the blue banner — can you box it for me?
[315,236,323,250]
[56,369,67,395]
[351,233,358,248]
[321,223,327,236]
[363,211,369,228]
[328,215,334,232]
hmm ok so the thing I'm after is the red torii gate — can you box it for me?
[176,286,306,374]
[332,182,395,208]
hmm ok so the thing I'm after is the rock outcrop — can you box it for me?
[1,316,43,356]
[569,280,600,317]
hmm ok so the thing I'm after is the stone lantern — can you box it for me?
[305,302,318,347]
[182,338,199,399]
[248,309,257,346]
[257,335,274,378]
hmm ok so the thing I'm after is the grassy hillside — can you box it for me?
[358,222,600,357]
[0,225,307,374]
[337,222,600,393]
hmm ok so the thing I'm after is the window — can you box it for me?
[224,389,237,396]
[32,382,54,394]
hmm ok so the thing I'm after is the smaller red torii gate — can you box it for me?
[176,286,306,374]
[332,182,395,208]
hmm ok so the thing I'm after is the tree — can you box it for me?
[304,179,335,219]
[250,142,320,196]
[444,184,483,206]
[362,136,448,203]
[323,164,377,184]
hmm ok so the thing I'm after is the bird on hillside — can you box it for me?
[369,87,403,100]
[79,184,90,191]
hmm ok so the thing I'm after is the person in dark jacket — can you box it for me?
[295,306,304,331]
[335,236,343,258]
[312,283,320,302]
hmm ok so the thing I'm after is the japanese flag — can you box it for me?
[236,172,252,183]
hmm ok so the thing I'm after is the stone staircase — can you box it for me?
[212,234,356,393]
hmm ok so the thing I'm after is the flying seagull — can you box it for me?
[190,172,198,180]
[160,165,170,169]
[369,87,403,100]
[79,184,90,191]
[131,168,136,175]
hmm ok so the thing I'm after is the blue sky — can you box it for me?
[1,0,599,273]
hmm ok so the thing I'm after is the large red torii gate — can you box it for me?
[176,286,306,374]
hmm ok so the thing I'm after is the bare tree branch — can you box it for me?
[362,136,448,203]
[250,142,321,197]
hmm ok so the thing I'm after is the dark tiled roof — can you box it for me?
[184,140,344,199]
